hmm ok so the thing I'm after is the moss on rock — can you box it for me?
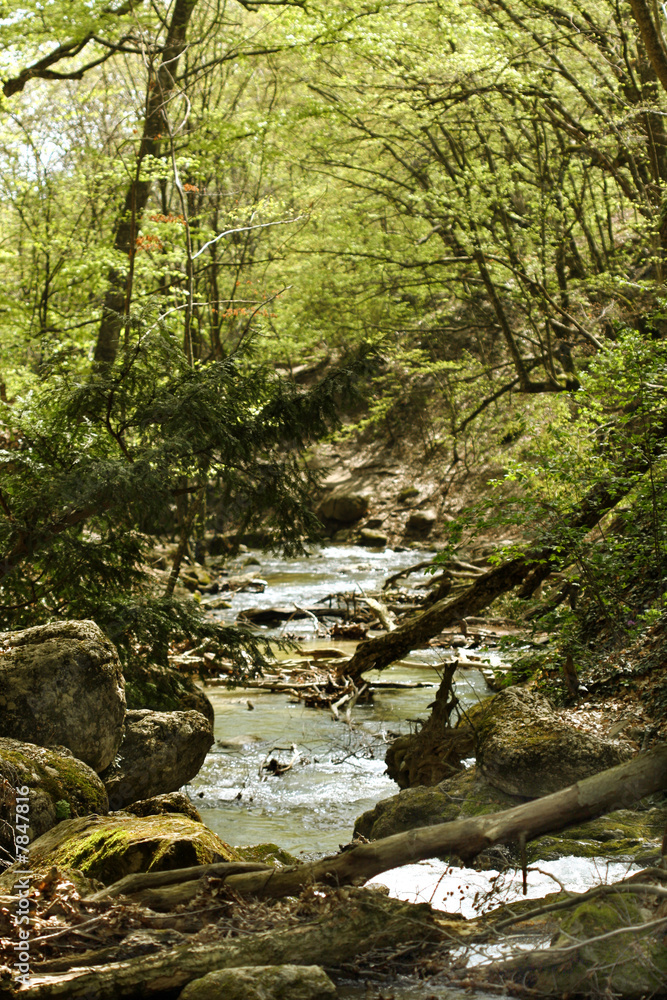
[529,892,667,997]
[1,813,242,887]
[235,843,300,867]
[0,738,108,856]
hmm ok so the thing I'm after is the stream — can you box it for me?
[188,544,639,997]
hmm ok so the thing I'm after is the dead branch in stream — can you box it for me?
[82,744,667,912]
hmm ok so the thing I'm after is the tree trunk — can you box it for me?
[15,892,446,1000]
[86,744,667,914]
[219,743,667,898]
[344,441,667,682]
[92,0,198,368]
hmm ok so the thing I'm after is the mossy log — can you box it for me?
[89,744,667,912]
[8,892,450,1000]
[344,445,667,680]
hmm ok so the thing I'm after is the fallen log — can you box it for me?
[343,413,667,683]
[14,891,455,1000]
[89,744,667,912]
[220,743,667,899]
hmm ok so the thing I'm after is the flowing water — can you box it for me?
[188,544,636,998]
[192,543,493,854]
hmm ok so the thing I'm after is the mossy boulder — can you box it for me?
[179,965,336,1000]
[354,768,520,841]
[0,620,125,772]
[525,891,667,997]
[122,660,214,724]
[2,812,241,886]
[476,687,633,797]
[100,709,213,810]
[234,843,300,867]
[0,738,108,855]
[527,802,667,864]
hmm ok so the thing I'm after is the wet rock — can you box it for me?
[405,508,437,535]
[0,738,108,855]
[180,965,337,1000]
[527,803,667,864]
[123,660,214,724]
[0,620,125,772]
[235,843,300,867]
[122,791,203,823]
[476,687,633,797]
[0,812,240,886]
[318,492,370,523]
[100,709,213,810]
[358,528,388,547]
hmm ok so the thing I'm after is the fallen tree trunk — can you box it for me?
[89,744,667,912]
[344,448,667,680]
[221,743,667,898]
[14,892,451,1000]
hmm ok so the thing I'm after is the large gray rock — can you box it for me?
[318,492,369,523]
[405,508,437,534]
[179,965,337,1000]
[101,710,213,810]
[476,687,633,797]
[0,738,108,855]
[0,621,125,771]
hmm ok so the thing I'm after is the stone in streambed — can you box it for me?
[0,812,240,887]
[123,791,203,822]
[0,620,125,772]
[358,528,388,547]
[0,738,108,854]
[100,709,213,810]
[354,768,519,842]
[476,687,633,797]
[318,492,370,524]
[179,965,337,1000]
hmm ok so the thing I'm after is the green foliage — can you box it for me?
[0,333,372,661]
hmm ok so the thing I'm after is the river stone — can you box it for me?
[358,528,388,547]
[123,660,214,724]
[405,508,437,534]
[0,738,108,855]
[354,768,520,841]
[122,791,203,822]
[476,687,633,797]
[100,709,213,810]
[1,812,241,886]
[0,620,125,772]
[179,965,337,1000]
[318,492,369,523]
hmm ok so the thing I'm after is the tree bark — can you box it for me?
[14,892,446,1000]
[344,438,667,681]
[85,744,667,914]
[92,0,198,368]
